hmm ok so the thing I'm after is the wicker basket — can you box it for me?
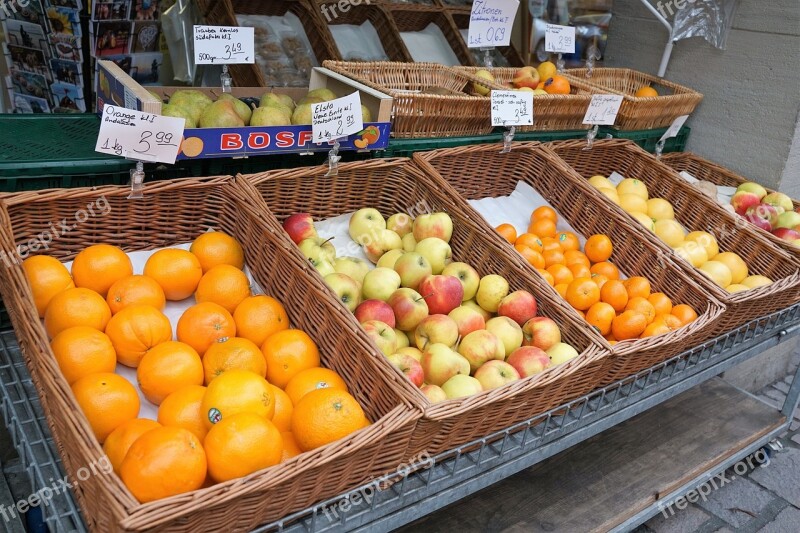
[387,5,473,66]
[549,139,800,333]
[237,158,608,457]
[448,10,524,67]
[323,60,506,138]
[413,143,725,384]
[0,177,421,531]
[662,152,800,259]
[565,68,703,130]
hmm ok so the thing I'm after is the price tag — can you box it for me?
[312,92,364,143]
[545,24,576,54]
[583,94,624,126]
[194,25,255,65]
[491,90,533,127]
[95,105,184,164]
[467,0,520,48]
[660,115,689,142]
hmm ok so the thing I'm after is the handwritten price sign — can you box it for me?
[95,105,185,164]
[491,90,533,127]
[583,94,624,126]
[545,24,576,54]
[312,92,364,143]
[194,25,255,65]
[467,0,519,48]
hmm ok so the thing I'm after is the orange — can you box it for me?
[138,341,204,405]
[575,310,586,320]
[566,278,601,311]
[671,304,698,326]
[495,223,517,244]
[623,276,651,299]
[158,385,209,441]
[529,218,557,239]
[625,297,656,324]
[176,302,237,356]
[531,206,557,223]
[71,372,140,443]
[201,369,275,427]
[568,263,592,280]
[50,327,116,385]
[262,329,321,388]
[233,295,290,348]
[611,311,648,341]
[541,238,562,253]
[120,426,206,503]
[563,250,591,268]
[555,283,569,298]
[634,86,658,98]
[585,235,613,263]
[143,249,203,301]
[44,287,111,339]
[195,265,252,313]
[103,418,161,474]
[202,336,266,384]
[291,388,365,452]
[557,231,580,252]
[105,304,173,368]
[22,255,74,317]
[190,231,245,273]
[515,245,546,269]
[515,233,543,253]
[544,75,571,95]
[204,413,282,483]
[590,261,620,281]
[281,432,302,461]
[106,275,166,315]
[652,313,683,331]
[538,269,555,286]
[648,292,673,316]
[547,264,574,286]
[641,321,670,338]
[71,244,133,297]
[600,280,628,312]
[585,302,615,336]
[270,384,293,432]
[285,367,348,406]
[591,274,609,289]
[543,249,565,268]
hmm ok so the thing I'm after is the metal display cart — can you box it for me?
[1,304,799,533]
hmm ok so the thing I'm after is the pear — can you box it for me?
[306,88,337,102]
[148,90,164,103]
[260,92,295,111]
[298,95,325,106]
[361,104,372,123]
[217,93,252,125]
[276,93,296,110]
[161,103,197,128]
[198,100,245,128]
[168,90,212,123]
[291,103,314,125]
[250,106,291,127]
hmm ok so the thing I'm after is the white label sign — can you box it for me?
[312,92,364,143]
[545,24,576,54]
[95,105,185,164]
[491,90,533,127]
[467,0,520,48]
[194,25,255,65]
[660,115,689,142]
[583,94,624,126]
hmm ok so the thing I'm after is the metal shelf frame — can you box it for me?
[0,304,799,533]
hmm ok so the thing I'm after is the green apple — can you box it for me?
[763,192,794,212]
[485,316,523,358]
[441,262,480,301]
[441,374,483,399]
[394,252,432,290]
[472,69,495,96]
[546,342,579,365]
[349,208,386,243]
[413,213,454,243]
[377,249,404,269]
[333,256,370,286]
[324,273,361,312]
[415,238,452,274]
[462,299,492,321]
[394,328,410,349]
[402,233,417,252]
[476,274,510,313]
[363,229,402,264]
[362,320,397,356]
[397,346,423,362]
[387,213,414,238]
[736,182,767,200]
[420,343,470,386]
[298,236,336,264]
[776,210,800,229]
[473,360,520,390]
[362,267,401,302]
[314,259,335,277]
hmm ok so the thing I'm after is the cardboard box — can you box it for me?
[96,61,392,160]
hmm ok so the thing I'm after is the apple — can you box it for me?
[415,238,453,275]
[497,290,538,326]
[441,262,481,301]
[377,249,404,269]
[394,252,432,290]
[402,233,417,252]
[387,353,425,387]
[314,259,335,278]
[362,320,398,356]
[462,299,492,321]
[349,208,386,243]
[413,213,453,243]
[387,213,414,238]
[299,236,336,264]
[736,182,767,199]
[474,360,520,390]
[414,314,459,350]
[395,329,410,349]
[522,317,561,351]
[283,213,316,244]
[324,273,361,312]
[420,384,447,403]
[507,346,551,378]
[746,204,778,231]
[363,229,402,263]
[448,306,486,338]
[776,210,800,230]
[730,191,761,216]
[397,346,423,361]
[457,329,505,372]
[763,192,794,213]
[546,342,579,365]
[476,274,510,313]
[772,227,800,241]
[333,256,370,286]
[512,66,540,89]
[421,343,470,386]
[441,375,483,399]
[362,268,402,302]
[486,316,524,358]
[472,69,495,96]
[418,275,464,315]
[388,288,429,331]
[354,299,396,327]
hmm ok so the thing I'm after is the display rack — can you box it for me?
[1,303,798,532]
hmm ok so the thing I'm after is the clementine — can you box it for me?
[285,367,348,406]
[202,336,266,384]
[291,388,365,452]
[585,235,613,263]
[269,384,294,432]
[547,264,574,286]
[195,265,252,313]
[557,231,580,252]
[565,278,600,311]
[157,385,209,441]
[176,302,237,356]
[103,418,161,474]
[105,304,173,368]
[143,249,203,301]
[190,231,245,273]
[106,275,165,314]
[529,218,557,239]
[515,233,543,253]
[648,292,673,316]
[625,297,656,324]
[531,206,557,222]
[623,276,652,299]
[71,373,140,443]
[233,295,290,348]
[50,326,116,385]
[563,250,591,268]
[515,245,546,269]
[611,311,648,340]
[590,261,620,281]
[671,304,698,326]
[600,279,628,312]
[204,413,282,483]
[71,244,133,297]
[137,341,204,405]
[262,329,321,388]
[201,369,275,427]
[44,287,111,338]
[495,223,517,244]
[585,302,615,336]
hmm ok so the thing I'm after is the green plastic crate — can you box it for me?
[600,125,690,154]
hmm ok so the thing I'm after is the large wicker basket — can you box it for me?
[0,177,421,531]
[549,139,800,333]
[413,143,725,384]
[662,152,800,259]
[565,68,703,130]
[236,158,608,457]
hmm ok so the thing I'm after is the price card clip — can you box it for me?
[128,161,146,200]
[654,139,666,159]
[480,47,495,68]
[556,53,565,73]
[583,125,599,151]
[221,65,232,93]
[501,125,516,154]
[585,45,601,78]
[325,139,343,177]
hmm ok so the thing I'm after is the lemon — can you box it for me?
[588,175,613,189]
[654,219,686,248]
[617,178,649,201]
[726,284,750,293]
[537,61,557,81]
[630,211,655,231]
[619,194,648,214]
[741,275,772,289]
[597,187,620,204]
[647,198,675,221]
[685,231,719,259]
[699,261,733,288]
[674,241,708,268]
[714,252,748,284]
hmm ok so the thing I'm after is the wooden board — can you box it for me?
[401,378,785,532]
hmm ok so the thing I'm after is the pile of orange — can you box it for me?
[496,206,699,343]
[23,231,368,504]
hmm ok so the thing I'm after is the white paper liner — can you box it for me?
[330,21,388,61]
[401,23,460,66]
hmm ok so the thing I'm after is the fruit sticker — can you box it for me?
[207,407,222,425]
